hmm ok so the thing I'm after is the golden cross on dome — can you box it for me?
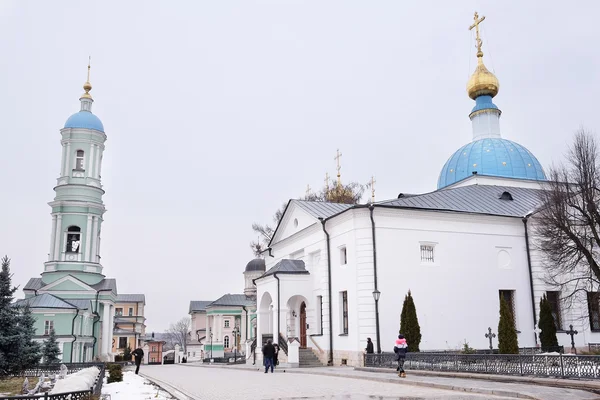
[334,149,343,185]
[87,56,91,82]
[469,12,486,57]
[371,175,376,203]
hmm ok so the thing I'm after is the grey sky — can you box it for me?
[1,1,598,332]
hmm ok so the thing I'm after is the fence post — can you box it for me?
[454,354,458,371]
[519,354,523,375]
[44,393,48,400]
[559,353,564,378]
[484,356,488,373]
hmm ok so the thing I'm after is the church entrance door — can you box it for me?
[300,302,307,348]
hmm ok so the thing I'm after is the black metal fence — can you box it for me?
[0,390,93,400]
[365,352,600,379]
[3,362,105,399]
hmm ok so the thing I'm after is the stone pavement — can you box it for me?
[139,364,519,400]
[168,362,600,400]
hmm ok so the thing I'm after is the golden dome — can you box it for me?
[80,60,93,99]
[467,57,499,99]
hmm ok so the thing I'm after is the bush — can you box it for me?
[538,295,559,351]
[107,364,123,383]
[498,297,519,354]
[461,341,476,354]
[399,290,422,352]
[123,346,132,361]
[114,355,123,362]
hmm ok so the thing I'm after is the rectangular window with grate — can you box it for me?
[588,292,600,331]
[340,247,347,265]
[340,291,348,335]
[420,244,435,263]
[546,291,563,330]
[128,308,134,316]
[119,337,127,349]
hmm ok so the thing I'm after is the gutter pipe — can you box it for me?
[242,305,249,341]
[522,216,538,346]
[369,205,382,354]
[319,217,334,366]
[70,306,80,363]
[274,273,281,344]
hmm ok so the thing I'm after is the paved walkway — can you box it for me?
[159,362,600,400]
[139,364,519,400]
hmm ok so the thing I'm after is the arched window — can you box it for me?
[223,335,230,348]
[66,226,81,253]
[75,150,85,170]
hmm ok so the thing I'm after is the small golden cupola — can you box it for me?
[466,12,499,100]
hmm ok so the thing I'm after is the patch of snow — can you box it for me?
[102,371,172,400]
[51,367,100,394]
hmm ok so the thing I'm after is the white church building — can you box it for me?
[254,16,600,367]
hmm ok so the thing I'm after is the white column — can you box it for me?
[88,144,95,178]
[53,215,62,260]
[65,143,71,176]
[61,143,67,177]
[95,147,101,179]
[91,217,98,263]
[108,305,115,360]
[85,215,93,262]
[49,215,57,261]
[102,302,110,356]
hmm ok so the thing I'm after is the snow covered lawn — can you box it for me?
[102,371,173,399]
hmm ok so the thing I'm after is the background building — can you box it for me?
[112,294,146,354]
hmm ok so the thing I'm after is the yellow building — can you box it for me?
[112,294,146,354]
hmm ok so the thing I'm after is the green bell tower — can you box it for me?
[43,63,107,286]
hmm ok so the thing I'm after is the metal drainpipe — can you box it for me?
[242,306,248,341]
[70,307,80,363]
[369,205,382,354]
[274,273,281,344]
[91,290,101,357]
[522,216,538,346]
[319,217,334,366]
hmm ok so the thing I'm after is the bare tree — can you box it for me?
[166,318,190,353]
[249,179,366,256]
[534,129,600,306]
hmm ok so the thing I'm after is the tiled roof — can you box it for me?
[293,200,353,219]
[380,185,541,217]
[258,259,309,280]
[189,301,212,313]
[13,294,77,310]
[117,294,145,303]
[23,277,118,294]
[208,294,255,307]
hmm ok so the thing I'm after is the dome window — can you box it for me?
[75,150,85,171]
[499,191,513,201]
[66,226,81,253]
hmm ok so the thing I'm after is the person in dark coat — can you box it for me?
[394,334,408,378]
[365,338,374,354]
[273,344,280,367]
[262,339,275,373]
[131,348,144,375]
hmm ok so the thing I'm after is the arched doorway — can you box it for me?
[300,302,307,348]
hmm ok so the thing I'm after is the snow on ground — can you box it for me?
[102,371,173,400]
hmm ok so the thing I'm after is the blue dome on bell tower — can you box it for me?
[437,12,545,189]
[63,63,104,132]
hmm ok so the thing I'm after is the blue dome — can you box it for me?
[438,138,546,189]
[64,111,104,132]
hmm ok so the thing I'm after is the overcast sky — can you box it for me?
[1,1,599,332]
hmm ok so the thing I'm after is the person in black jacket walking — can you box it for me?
[394,334,408,378]
[262,340,275,373]
[131,348,144,375]
[365,338,374,354]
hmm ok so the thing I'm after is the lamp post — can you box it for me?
[372,289,381,354]
[233,326,240,363]
[209,328,213,361]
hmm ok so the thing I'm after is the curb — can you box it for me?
[356,367,600,394]
[140,373,199,400]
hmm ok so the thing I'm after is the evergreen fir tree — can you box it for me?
[0,256,22,375]
[42,329,61,365]
[123,346,132,361]
[498,297,519,354]
[538,295,559,351]
[399,290,422,352]
[17,305,41,370]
